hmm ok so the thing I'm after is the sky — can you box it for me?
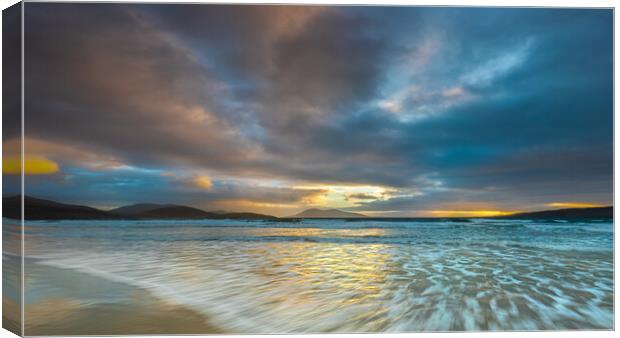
[3,4,613,217]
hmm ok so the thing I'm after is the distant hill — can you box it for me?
[3,196,277,220]
[501,206,613,219]
[218,212,278,220]
[9,195,608,221]
[209,210,229,215]
[133,205,217,219]
[129,206,276,220]
[289,208,368,218]
[109,203,177,215]
[3,195,120,220]
[110,203,275,220]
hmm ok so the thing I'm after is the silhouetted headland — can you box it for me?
[3,196,276,220]
[3,195,120,220]
[498,206,613,219]
[2,196,612,220]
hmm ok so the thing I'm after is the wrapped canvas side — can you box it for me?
[2,2,23,336]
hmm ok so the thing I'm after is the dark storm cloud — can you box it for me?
[146,5,393,157]
[23,4,391,178]
[408,10,612,193]
[24,4,261,171]
[323,8,612,210]
[3,3,21,141]
[20,4,612,212]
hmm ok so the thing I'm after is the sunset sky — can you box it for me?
[4,4,613,217]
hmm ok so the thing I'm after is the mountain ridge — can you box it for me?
[110,203,178,215]
[499,206,612,219]
[2,195,612,220]
[3,195,121,220]
[3,195,277,220]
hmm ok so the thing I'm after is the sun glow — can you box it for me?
[546,202,604,208]
[192,175,213,190]
[293,184,394,208]
[428,210,517,217]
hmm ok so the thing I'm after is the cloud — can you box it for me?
[546,202,606,209]
[13,138,127,171]
[21,163,332,215]
[20,5,613,214]
[25,4,262,172]
[190,175,213,190]
[3,156,60,175]
[442,87,466,98]
[345,193,379,201]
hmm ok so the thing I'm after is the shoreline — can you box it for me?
[21,258,224,335]
[8,218,613,333]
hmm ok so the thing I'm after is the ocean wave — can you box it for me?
[29,236,613,332]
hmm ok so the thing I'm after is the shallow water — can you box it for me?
[15,218,614,332]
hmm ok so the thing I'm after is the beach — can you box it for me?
[11,218,615,333]
[19,255,222,335]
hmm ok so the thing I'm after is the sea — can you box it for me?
[7,217,615,332]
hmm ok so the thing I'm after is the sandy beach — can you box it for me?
[21,257,222,335]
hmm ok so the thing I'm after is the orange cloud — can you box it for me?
[264,7,326,40]
[4,137,127,171]
[192,175,213,190]
[546,202,604,208]
[3,156,59,175]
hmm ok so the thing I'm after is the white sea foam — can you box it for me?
[23,219,614,332]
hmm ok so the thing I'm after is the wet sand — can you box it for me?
[3,298,21,335]
[21,259,223,335]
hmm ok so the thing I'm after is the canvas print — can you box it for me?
[2,2,614,335]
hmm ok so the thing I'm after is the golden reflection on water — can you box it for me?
[155,227,396,328]
[165,228,391,303]
[148,227,394,314]
[246,240,393,305]
[246,227,387,238]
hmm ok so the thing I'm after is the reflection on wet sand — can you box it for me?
[22,260,221,335]
[25,295,223,335]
